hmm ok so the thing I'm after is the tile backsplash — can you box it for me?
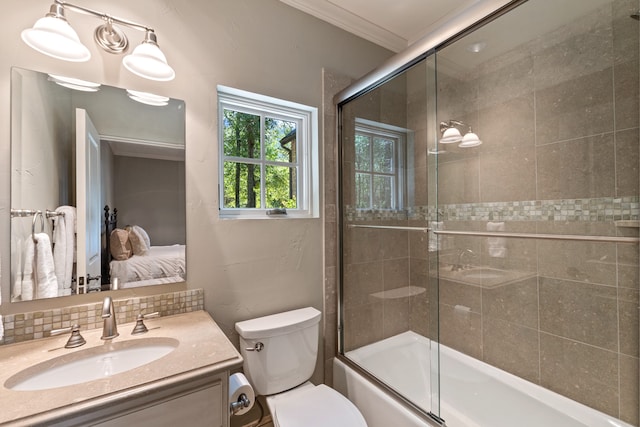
[0,289,204,345]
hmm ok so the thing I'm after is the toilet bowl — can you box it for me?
[235,307,367,427]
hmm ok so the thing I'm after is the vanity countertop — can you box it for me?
[0,310,243,426]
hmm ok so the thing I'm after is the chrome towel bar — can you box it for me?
[433,230,639,244]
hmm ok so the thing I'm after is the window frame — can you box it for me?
[354,118,407,211]
[218,85,319,219]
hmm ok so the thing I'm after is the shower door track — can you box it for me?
[347,224,639,243]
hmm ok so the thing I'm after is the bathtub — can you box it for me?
[334,331,632,427]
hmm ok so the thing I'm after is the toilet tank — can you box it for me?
[235,307,321,396]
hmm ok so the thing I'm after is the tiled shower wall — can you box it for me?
[322,68,353,386]
[435,2,639,424]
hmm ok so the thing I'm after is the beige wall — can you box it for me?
[0,0,392,375]
[113,156,186,246]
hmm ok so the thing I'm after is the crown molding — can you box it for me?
[280,0,407,52]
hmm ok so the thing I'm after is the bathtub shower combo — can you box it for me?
[334,1,640,426]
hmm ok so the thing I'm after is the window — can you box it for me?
[218,86,318,218]
[354,119,406,210]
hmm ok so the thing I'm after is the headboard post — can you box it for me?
[102,205,118,286]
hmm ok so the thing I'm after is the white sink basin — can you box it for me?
[5,337,179,391]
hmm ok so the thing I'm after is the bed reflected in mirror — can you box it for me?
[10,67,186,301]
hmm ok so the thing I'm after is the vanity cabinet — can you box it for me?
[94,372,227,427]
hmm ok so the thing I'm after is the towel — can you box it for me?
[53,206,76,291]
[34,233,59,299]
[20,238,35,301]
[10,231,23,301]
[0,244,3,340]
[429,221,444,252]
[487,221,507,258]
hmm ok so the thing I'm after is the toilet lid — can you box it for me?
[273,384,367,427]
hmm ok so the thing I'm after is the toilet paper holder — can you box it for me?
[230,393,252,415]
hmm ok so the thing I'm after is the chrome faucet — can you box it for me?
[101,296,119,340]
[452,248,475,271]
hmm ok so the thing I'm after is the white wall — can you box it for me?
[0,0,392,362]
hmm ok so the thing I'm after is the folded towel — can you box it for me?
[429,221,444,252]
[0,245,3,340]
[53,206,76,290]
[10,232,23,301]
[20,238,35,301]
[34,233,59,299]
[487,221,507,258]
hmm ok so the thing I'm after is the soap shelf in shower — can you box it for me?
[614,220,640,228]
[370,286,426,300]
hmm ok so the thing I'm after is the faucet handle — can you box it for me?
[131,312,160,335]
[51,324,86,348]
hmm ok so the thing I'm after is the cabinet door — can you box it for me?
[95,382,224,427]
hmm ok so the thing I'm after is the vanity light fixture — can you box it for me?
[126,89,169,106]
[439,120,483,148]
[22,0,175,81]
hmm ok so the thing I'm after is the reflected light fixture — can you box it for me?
[458,126,482,148]
[22,0,175,81]
[48,73,101,92]
[126,89,169,106]
[439,120,482,148]
[466,41,487,53]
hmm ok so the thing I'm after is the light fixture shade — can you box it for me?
[21,16,91,62]
[126,89,169,106]
[458,131,482,148]
[439,127,463,144]
[48,74,101,92]
[123,32,175,81]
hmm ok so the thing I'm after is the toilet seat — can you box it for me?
[269,384,367,427]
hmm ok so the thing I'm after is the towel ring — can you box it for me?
[31,211,45,243]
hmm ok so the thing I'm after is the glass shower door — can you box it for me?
[433,0,639,425]
[339,55,443,421]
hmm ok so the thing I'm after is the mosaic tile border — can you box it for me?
[346,196,640,223]
[0,289,204,346]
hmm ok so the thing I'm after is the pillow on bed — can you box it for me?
[128,225,150,256]
[133,225,151,248]
[110,229,132,260]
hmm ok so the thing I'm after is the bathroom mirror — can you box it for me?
[10,67,186,301]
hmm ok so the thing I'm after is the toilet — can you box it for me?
[235,307,367,427]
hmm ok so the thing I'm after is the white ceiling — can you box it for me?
[280,0,476,52]
[281,0,615,71]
